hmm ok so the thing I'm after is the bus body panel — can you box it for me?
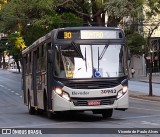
[52,84,128,111]
[62,85,122,98]
[52,90,128,111]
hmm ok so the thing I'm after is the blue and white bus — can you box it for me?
[22,27,129,118]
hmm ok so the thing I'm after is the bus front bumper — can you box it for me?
[52,91,128,112]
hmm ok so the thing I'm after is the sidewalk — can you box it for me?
[8,68,21,73]
[131,74,160,84]
[129,74,160,101]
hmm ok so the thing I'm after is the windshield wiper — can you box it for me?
[71,41,88,71]
[98,43,109,60]
[98,43,109,70]
[71,41,85,60]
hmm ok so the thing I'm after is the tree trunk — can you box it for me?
[2,52,6,69]
[96,15,104,26]
[0,54,2,68]
[15,60,20,73]
[107,16,121,27]
[148,60,153,96]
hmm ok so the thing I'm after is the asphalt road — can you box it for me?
[0,70,160,137]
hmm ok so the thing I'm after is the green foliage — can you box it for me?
[7,33,21,54]
[1,0,160,59]
[0,0,83,46]
[146,0,160,17]
[127,32,145,55]
[0,0,83,65]
[60,13,83,27]
[104,0,144,18]
[0,37,7,54]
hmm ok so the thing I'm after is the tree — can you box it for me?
[127,32,145,55]
[0,36,8,69]
[55,0,144,27]
[0,0,83,69]
[143,0,160,96]
[0,0,83,45]
[143,21,160,96]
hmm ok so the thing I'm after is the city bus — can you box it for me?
[22,27,129,118]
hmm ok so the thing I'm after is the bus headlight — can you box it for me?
[117,86,128,99]
[55,88,63,95]
[55,88,70,101]
[62,92,70,101]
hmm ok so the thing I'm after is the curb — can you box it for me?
[139,80,160,84]
[129,91,160,102]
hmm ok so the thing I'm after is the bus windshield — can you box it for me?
[54,43,125,78]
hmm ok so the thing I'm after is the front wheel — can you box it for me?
[44,95,54,119]
[28,94,35,115]
[102,109,113,118]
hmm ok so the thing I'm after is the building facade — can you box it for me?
[131,3,160,77]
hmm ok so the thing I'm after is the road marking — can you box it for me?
[0,85,22,97]
[130,107,160,112]
[0,85,4,87]
[15,93,19,96]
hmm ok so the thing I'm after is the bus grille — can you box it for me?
[71,96,116,106]
[65,81,119,89]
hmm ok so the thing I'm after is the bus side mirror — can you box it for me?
[47,50,54,63]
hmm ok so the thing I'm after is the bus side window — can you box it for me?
[41,44,45,71]
[23,55,27,75]
[26,54,29,74]
[37,47,40,71]
[47,42,52,50]
[29,52,31,73]
[43,43,47,70]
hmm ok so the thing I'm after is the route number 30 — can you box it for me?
[64,32,72,39]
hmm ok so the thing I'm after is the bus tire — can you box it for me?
[28,93,35,115]
[102,109,113,118]
[47,111,54,119]
[36,109,43,115]
[44,93,54,119]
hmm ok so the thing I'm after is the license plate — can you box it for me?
[88,100,101,106]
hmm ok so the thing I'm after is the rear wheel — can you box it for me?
[35,109,43,115]
[28,94,35,115]
[47,111,54,119]
[102,109,113,118]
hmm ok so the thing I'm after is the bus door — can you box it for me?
[47,44,53,110]
[32,50,38,106]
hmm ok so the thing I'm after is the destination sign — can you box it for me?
[57,29,123,40]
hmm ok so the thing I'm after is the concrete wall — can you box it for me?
[130,55,146,77]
